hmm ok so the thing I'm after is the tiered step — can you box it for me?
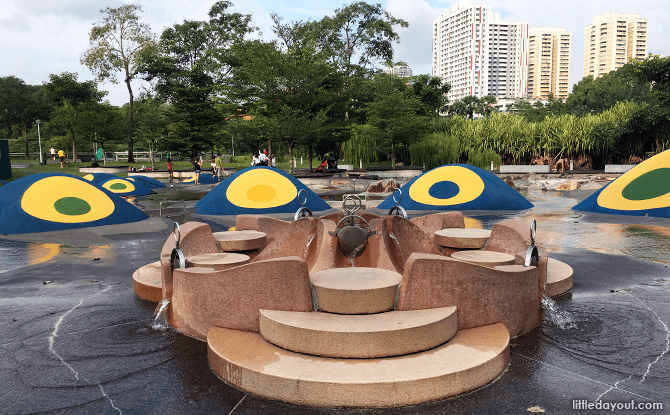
[207,322,510,408]
[259,307,457,358]
[212,230,267,252]
[132,261,162,303]
[546,258,574,297]
[434,228,492,249]
[310,267,402,314]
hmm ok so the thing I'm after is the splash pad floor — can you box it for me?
[1,187,669,414]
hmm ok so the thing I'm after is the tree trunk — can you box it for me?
[268,139,272,157]
[125,75,135,164]
[72,134,76,162]
[24,129,29,158]
[288,145,294,174]
[309,145,313,170]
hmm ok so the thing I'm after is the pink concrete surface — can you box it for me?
[250,217,325,272]
[170,256,313,340]
[132,261,162,303]
[319,211,382,225]
[378,216,443,274]
[484,218,549,297]
[159,222,220,305]
[397,253,541,337]
[235,215,292,247]
[410,212,465,253]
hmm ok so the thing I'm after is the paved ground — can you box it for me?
[1,184,669,414]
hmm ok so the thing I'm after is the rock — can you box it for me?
[504,179,515,189]
[331,180,351,186]
[556,180,580,191]
[527,406,545,413]
[382,179,399,193]
[579,181,605,190]
[366,181,383,193]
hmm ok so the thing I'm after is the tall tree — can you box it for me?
[409,75,450,116]
[142,1,253,156]
[0,77,52,157]
[44,72,106,161]
[365,74,428,165]
[229,40,343,170]
[82,4,157,163]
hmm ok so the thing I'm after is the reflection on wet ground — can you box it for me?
[0,190,668,414]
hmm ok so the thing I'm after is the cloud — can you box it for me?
[14,0,121,21]
[0,14,30,32]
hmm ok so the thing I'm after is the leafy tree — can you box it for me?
[409,75,450,116]
[82,4,157,163]
[142,1,254,156]
[365,74,428,165]
[229,40,344,170]
[43,72,106,160]
[567,62,649,116]
[0,77,52,157]
[75,101,125,164]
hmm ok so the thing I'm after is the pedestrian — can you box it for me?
[270,153,276,168]
[193,156,203,185]
[210,157,216,176]
[58,149,66,168]
[49,146,56,162]
[258,151,267,166]
[251,153,257,166]
[215,153,222,182]
[167,158,173,182]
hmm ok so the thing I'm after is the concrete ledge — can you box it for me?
[546,258,573,297]
[79,166,128,174]
[499,165,551,173]
[259,307,457,358]
[310,267,402,314]
[132,261,163,303]
[604,164,636,173]
[207,323,509,408]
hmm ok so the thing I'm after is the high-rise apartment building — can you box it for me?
[432,0,529,102]
[527,27,571,99]
[583,13,648,78]
[383,65,413,77]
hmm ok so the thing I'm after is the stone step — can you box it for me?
[309,267,402,314]
[259,307,457,358]
[207,322,510,408]
[546,258,573,297]
[132,261,162,303]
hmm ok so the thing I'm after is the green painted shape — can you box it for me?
[54,197,92,216]
[622,168,670,201]
[110,183,127,190]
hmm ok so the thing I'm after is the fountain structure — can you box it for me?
[133,191,573,408]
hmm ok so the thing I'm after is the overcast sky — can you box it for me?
[1,0,668,106]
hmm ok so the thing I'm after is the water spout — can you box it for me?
[303,234,315,258]
[151,299,170,331]
[541,295,575,329]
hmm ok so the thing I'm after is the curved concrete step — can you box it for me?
[546,258,573,297]
[310,267,402,314]
[132,261,162,303]
[208,322,509,408]
[259,307,457,358]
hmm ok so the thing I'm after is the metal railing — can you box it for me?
[159,200,186,217]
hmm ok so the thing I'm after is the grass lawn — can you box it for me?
[5,154,320,182]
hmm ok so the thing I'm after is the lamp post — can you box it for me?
[36,119,43,165]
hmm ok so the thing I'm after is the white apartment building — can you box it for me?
[583,13,648,78]
[527,27,571,99]
[383,65,413,77]
[432,0,529,102]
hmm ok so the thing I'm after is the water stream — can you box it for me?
[541,295,576,329]
[150,299,170,331]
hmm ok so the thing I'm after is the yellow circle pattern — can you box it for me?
[408,166,485,206]
[597,150,670,211]
[102,179,136,194]
[83,174,94,181]
[226,169,298,209]
[21,176,115,223]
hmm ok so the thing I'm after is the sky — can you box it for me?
[1,0,668,107]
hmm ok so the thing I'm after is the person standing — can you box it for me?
[167,158,173,182]
[49,146,56,162]
[210,157,216,176]
[258,151,267,166]
[270,153,276,167]
[193,156,203,185]
[58,149,66,168]
[215,153,222,182]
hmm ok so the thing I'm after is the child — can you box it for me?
[211,157,216,176]
[193,156,203,185]
[167,158,173,182]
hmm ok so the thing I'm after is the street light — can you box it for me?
[36,119,43,165]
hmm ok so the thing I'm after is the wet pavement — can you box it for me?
[1,187,669,414]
